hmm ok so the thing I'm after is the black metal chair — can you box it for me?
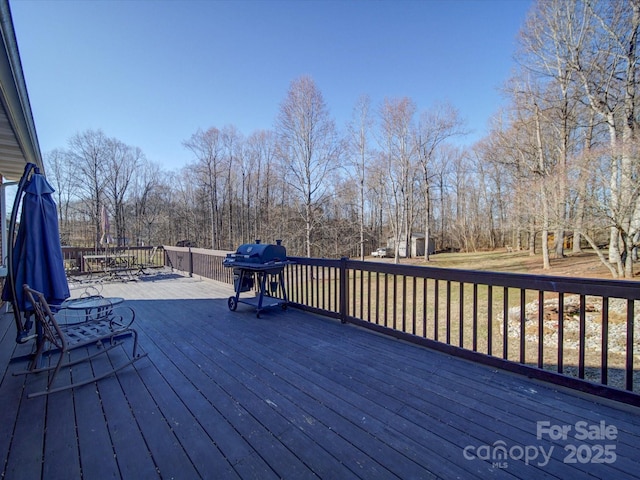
[15,284,148,398]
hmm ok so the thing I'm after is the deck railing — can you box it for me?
[62,246,164,275]
[162,247,640,407]
[163,246,234,284]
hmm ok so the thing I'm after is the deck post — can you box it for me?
[339,256,348,324]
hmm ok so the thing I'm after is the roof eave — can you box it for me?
[0,0,43,182]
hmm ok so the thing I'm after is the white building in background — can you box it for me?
[387,233,435,258]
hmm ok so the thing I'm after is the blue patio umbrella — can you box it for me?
[2,163,70,341]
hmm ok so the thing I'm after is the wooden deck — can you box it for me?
[1,270,640,479]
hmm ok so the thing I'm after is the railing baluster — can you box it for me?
[519,289,525,364]
[558,293,564,374]
[311,265,320,307]
[340,258,348,323]
[359,268,364,320]
[538,291,544,369]
[351,267,356,317]
[375,271,380,326]
[487,285,493,356]
[422,277,427,338]
[503,286,508,359]
[383,273,388,328]
[412,276,417,336]
[446,280,451,345]
[393,274,398,331]
[434,280,439,342]
[292,264,297,304]
[290,265,296,307]
[367,270,372,322]
[320,266,325,311]
[473,283,478,352]
[579,294,586,379]
[602,297,609,385]
[401,275,407,333]
[331,266,336,313]
[458,282,464,348]
[626,299,634,391]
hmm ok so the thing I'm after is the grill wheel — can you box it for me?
[227,296,238,311]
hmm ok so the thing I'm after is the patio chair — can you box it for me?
[15,284,148,398]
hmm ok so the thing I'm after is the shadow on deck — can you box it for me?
[1,273,639,479]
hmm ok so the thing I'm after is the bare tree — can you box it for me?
[184,128,227,249]
[347,95,373,260]
[378,97,418,263]
[485,105,544,258]
[471,136,515,250]
[366,155,388,252]
[276,76,341,257]
[44,148,77,245]
[221,125,243,248]
[416,103,466,260]
[563,0,640,277]
[171,166,203,246]
[103,139,142,246]
[130,157,163,245]
[67,129,109,251]
[518,0,587,259]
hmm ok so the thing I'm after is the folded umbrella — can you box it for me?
[2,163,70,341]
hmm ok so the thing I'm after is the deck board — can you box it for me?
[42,381,80,480]
[1,271,640,479]
[95,354,159,480]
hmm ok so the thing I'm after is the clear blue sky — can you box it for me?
[10,0,532,171]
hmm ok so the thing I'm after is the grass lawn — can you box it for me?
[374,248,634,280]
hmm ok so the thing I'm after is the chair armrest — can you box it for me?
[108,305,136,331]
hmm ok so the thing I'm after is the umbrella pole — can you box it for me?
[6,163,36,343]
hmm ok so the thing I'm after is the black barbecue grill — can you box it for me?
[223,240,292,317]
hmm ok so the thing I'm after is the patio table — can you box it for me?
[63,296,125,321]
[83,253,136,279]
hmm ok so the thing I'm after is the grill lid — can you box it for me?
[224,240,287,265]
